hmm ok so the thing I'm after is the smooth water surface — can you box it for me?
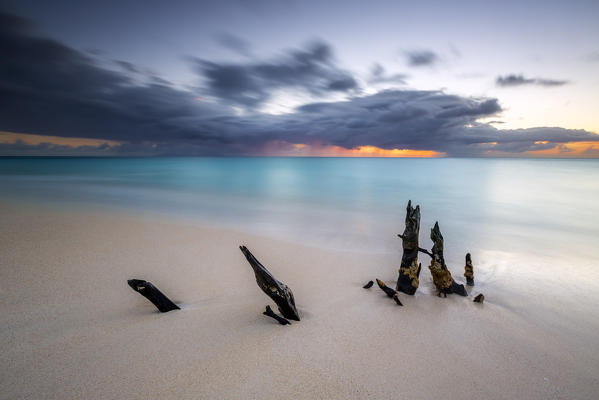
[1,157,598,263]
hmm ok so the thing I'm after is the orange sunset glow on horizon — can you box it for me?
[258,141,445,157]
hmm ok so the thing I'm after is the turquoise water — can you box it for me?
[1,157,599,262]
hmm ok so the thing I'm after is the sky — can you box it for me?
[1,0,598,157]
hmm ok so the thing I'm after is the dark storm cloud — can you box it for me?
[0,12,233,152]
[0,139,118,156]
[194,40,359,107]
[438,126,597,156]
[436,99,500,118]
[1,12,597,157]
[404,50,439,67]
[280,93,595,154]
[496,74,569,87]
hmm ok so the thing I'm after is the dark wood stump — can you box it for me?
[127,279,180,312]
[427,223,467,297]
[396,200,422,295]
[473,293,485,303]
[240,245,300,321]
[464,253,474,286]
[376,279,403,306]
[363,280,374,289]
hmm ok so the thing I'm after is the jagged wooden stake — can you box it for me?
[427,222,468,297]
[240,245,300,321]
[127,279,180,312]
[363,280,374,289]
[376,279,403,306]
[473,294,485,303]
[263,305,290,325]
[396,200,422,295]
[464,253,474,286]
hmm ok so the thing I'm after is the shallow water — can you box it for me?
[1,157,599,263]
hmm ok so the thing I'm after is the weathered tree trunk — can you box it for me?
[396,200,422,295]
[427,223,468,297]
[263,305,290,325]
[239,245,301,321]
[127,279,180,312]
[376,279,403,305]
[464,253,474,286]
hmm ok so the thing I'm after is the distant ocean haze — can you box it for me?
[1,157,598,265]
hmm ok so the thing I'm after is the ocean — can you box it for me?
[1,157,598,265]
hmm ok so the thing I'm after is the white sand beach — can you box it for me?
[1,204,599,399]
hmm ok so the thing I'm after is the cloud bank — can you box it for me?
[0,12,597,157]
[195,40,358,107]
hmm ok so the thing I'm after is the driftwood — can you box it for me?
[464,253,474,286]
[127,279,180,312]
[263,305,290,325]
[427,223,467,297]
[363,201,481,304]
[376,279,403,306]
[240,245,300,321]
[473,293,485,303]
[396,200,422,295]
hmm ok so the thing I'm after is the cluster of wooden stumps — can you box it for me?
[364,200,484,305]
[126,200,483,322]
